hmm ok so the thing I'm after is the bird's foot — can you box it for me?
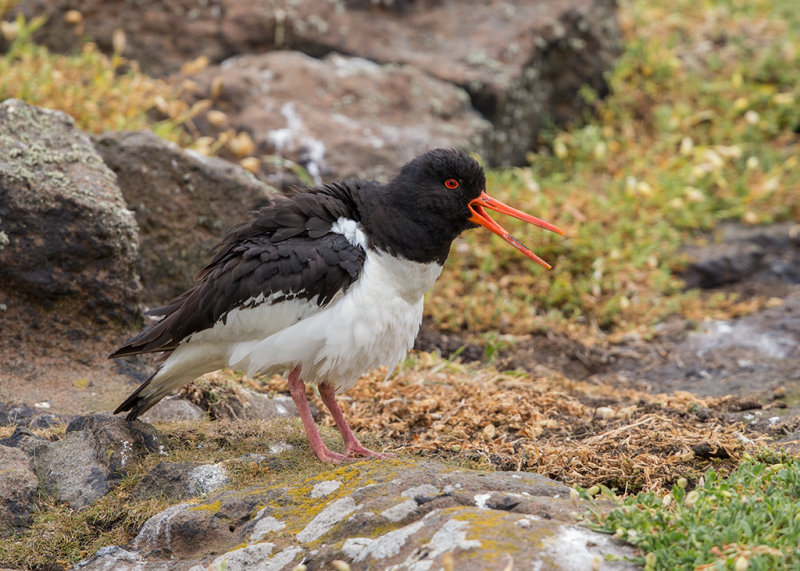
[344,441,395,459]
[309,440,393,463]
[309,441,352,464]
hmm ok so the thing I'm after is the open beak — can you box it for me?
[468,191,564,269]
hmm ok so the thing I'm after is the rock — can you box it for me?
[178,51,492,184]
[239,442,296,468]
[242,0,621,165]
[0,101,144,418]
[0,445,39,536]
[642,294,800,397]
[0,99,140,324]
[132,495,272,559]
[0,426,51,457]
[682,222,800,289]
[197,387,302,422]
[93,130,278,304]
[72,545,149,571]
[140,396,206,423]
[16,1,621,166]
[133,462,229,501]
[75,458,638,569]
[237,390,299,422]
[203,544,302,571]
[529,291,800,401]
[0,402,65,430]
[35,414,165,509]
[0,403,36,426]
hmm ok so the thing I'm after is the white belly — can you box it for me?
[228,250,443,390]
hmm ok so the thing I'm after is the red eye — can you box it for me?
[444,178,459,189]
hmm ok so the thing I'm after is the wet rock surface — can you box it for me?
[488,294,800,401]
[74,458,638,570]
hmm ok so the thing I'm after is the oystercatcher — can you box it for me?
[111,148,563,462]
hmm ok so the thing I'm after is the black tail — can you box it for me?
[114,369,159,421]
[108,318,181,358]
[108,293,192,358]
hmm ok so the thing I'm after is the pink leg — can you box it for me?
[318,382,394,459]
[287,366,349,463]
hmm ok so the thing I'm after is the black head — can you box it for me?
[394,147,487,208]
[363,148,563,266]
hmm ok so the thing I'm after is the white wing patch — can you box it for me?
[192,294,323,347]
[330,217,367,249]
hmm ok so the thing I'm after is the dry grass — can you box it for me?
[248,353,768,493]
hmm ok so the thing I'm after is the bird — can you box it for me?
[110,148,563,463]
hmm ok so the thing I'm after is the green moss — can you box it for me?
[453,508,550,554]
[189,499,222,514]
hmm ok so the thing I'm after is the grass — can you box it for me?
[582,452,800,570]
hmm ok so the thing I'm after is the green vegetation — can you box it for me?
[582,452,800,570]
[0,7,193,142]
[433,0,800,335]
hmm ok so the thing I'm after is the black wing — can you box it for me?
[110,182,369,358]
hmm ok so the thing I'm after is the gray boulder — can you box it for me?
[94,130,278,305]
[0,99,140,324]
[75,458,638,569]
[35,414,164,509]
[0,99,144,418]
[0,445,39,536]
[227,0,621,165]
[178,50,492,185]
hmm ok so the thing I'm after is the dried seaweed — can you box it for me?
[258,353,765,492]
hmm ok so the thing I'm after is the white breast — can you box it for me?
[228,250,443,390]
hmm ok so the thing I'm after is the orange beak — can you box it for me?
[468,191,564,269]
